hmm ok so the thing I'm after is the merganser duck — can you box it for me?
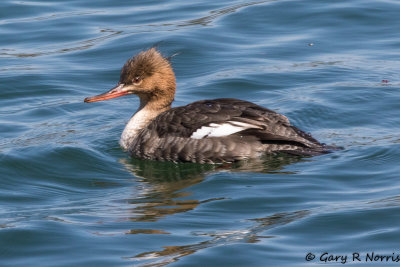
[84,48,333,163]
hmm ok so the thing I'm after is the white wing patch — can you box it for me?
[190,121,260,139]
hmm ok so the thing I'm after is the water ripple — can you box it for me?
[0,0,277,58]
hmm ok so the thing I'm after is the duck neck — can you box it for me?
[120,95,172,150]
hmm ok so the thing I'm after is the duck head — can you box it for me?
[84,48,176,108]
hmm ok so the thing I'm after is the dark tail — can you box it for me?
[280,143,343,156]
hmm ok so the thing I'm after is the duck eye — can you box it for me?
[133,76,141,84]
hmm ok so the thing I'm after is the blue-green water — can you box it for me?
[1,0,400,266]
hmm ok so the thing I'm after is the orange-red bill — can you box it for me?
[84,83,129,103]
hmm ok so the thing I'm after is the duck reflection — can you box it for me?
[125,210,310,266]
[119,155,305,222]
[123,153,304,182]
[120,158,211,222]
[119,155,307,265]
[120,154,304,221]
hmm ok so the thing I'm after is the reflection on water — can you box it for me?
[119,155,304,223]
[120,155,304,218]
[122,154,303,182]
[125,210,310,266]
[120,158,210,222]
[116,155,307,265]
[127,229,169,235]
[118,151,400,266]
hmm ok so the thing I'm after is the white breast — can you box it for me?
[120,107,158,150]
[190,121,260,139]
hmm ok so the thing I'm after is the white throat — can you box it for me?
[119,102,168,150]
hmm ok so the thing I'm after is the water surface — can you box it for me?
[1,0,400,266]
